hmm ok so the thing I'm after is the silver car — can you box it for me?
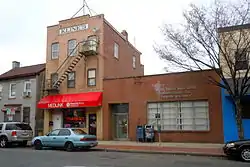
[0,122,33,148]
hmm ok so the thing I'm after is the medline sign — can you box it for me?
[59,24,88,35]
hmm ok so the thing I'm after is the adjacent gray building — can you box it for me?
[0,61,45,136]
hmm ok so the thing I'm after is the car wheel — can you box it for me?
[0,136,8,148]
[240,147,250,162]
[34,140,42,150]
[65,142,74,152]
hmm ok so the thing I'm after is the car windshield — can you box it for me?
[71,128,87,135]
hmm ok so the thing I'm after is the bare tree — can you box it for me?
[154,0,250,140]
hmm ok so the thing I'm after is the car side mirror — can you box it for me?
[46,133,50,136]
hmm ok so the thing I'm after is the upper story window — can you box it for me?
[9,83,16,98]
[0,84,2,98]
[67,71,75,88]
[51,73,58,86]
[132,56,136,69]
[51,43,59,59]
[87,69,96,86]
[235,49,249,71]
[114,42,119,59]
[24,81,31,92]
[68,39,77,56]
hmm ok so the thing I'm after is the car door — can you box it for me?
[43,129,60,147]
[57,129,71,147]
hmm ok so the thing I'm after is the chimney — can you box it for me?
[12,61,20,69]
[121,30,128,41]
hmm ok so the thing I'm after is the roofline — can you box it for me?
[0,71,44,81]
[47,14,104,28]
[103,69,217,81]
[218,23,250,33]
[103,19,142,55]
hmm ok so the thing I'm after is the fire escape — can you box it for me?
[44,35,99,94]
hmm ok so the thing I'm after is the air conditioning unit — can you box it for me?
[23,91,31,97]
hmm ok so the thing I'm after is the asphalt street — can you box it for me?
[0,147,248,167]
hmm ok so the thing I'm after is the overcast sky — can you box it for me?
[0,0,209,75]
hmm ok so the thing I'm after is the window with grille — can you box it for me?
[147,101,209,131]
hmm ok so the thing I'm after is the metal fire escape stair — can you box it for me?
[51,36,99,90]
[52,41,86,89]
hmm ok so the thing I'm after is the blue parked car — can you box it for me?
[31,128,98,151]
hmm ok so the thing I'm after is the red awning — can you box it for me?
[37,92,102,109]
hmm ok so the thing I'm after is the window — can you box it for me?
[132,56,136,68]
[0,124,3,131]
[51,43,59,59]
[23,107,30,123]
[63,108,86,128]
[0,84,2,98]
[58,129,71,136]
[68,39,77,56]
[9,83,16,98]
[147,101,209,131]
[24,81,31,92]
[51,73,58,86]
[48,129,60,136]
[67,72,75,88]
[235,49,249,71]
[5,123,32,130]
[241,98,250,119]
[87,69,96,86]
[72,128,87,135]
[114,42,119,59]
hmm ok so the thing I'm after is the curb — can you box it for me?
[94,148,226,158]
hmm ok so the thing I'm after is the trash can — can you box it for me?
[145,125,155,142]
[136,125,145,142]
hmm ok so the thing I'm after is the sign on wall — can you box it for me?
[152,81,196,99]
[59,24,89,35]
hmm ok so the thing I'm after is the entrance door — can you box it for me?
[88,114,97,135]
[52,111,63,130]
[114,113,128,139]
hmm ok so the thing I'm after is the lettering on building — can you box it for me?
[152,81,196,99]
[48,103,63,108]
[59,24,88,35]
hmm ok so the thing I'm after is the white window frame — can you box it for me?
[51,42,59,59]
[87,69,96,86]
[114,42,119,59]
[68,39,77,56]
[24,81,31,93]
[9,83,16,98]
[67,71,75,88]
[147,101,209,131]
[132,56,136,68]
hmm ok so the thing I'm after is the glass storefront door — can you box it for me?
[114,113,128,139]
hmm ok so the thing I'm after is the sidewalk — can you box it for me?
[95,141,225,157]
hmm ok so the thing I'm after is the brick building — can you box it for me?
[103,70,224,143]
[37,14,144,139]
